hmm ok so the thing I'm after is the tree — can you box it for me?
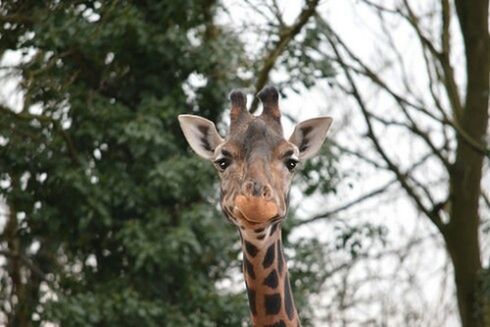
[0,1,250,325]
[0,1,338,326]
[303,0,488,325]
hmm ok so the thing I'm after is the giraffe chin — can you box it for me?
[234,195,279,224]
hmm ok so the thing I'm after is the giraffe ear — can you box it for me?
[178,114,224,160]
[289,117,333,160]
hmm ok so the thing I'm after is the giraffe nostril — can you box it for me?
[262,184,273,200]
[242,180,272,199]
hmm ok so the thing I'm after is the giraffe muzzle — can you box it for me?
[234,195,279,223]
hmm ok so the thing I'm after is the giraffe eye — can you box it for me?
[215,158,231,171]
[285,158,298,172]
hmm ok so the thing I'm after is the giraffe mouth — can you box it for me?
[234,195,279,223]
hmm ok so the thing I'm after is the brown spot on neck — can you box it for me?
[239,225,300,326]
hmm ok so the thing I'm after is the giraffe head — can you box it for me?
[178,86,332,230]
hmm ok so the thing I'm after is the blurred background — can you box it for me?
[0,0,488,326]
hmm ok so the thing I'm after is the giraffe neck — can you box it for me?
[240,223,300,327]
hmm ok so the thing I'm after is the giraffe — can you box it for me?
[178,86,332,327]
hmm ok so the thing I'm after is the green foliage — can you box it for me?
[0,1,347,326]
[298,146,340,196]
[281,24,335,91]
[333,222,387,259]
[0,0,248,325]
[287,237,330,327]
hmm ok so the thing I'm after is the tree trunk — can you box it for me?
[447,1,489,326]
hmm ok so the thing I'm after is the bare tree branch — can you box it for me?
[249,0,320,113]
[317,14,490,159]
[316,17,445,124]
[295,179,398,226]
[402,0,463,121]
[372,16,489,159]
[298,150,436,226]
[482,191,490,210]
[359,0,400,14]
[330,140,387,170]
[321,21,446,233]
[270,0,286,28]
[241,0,276,26]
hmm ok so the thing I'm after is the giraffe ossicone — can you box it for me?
[178,86,332,327]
